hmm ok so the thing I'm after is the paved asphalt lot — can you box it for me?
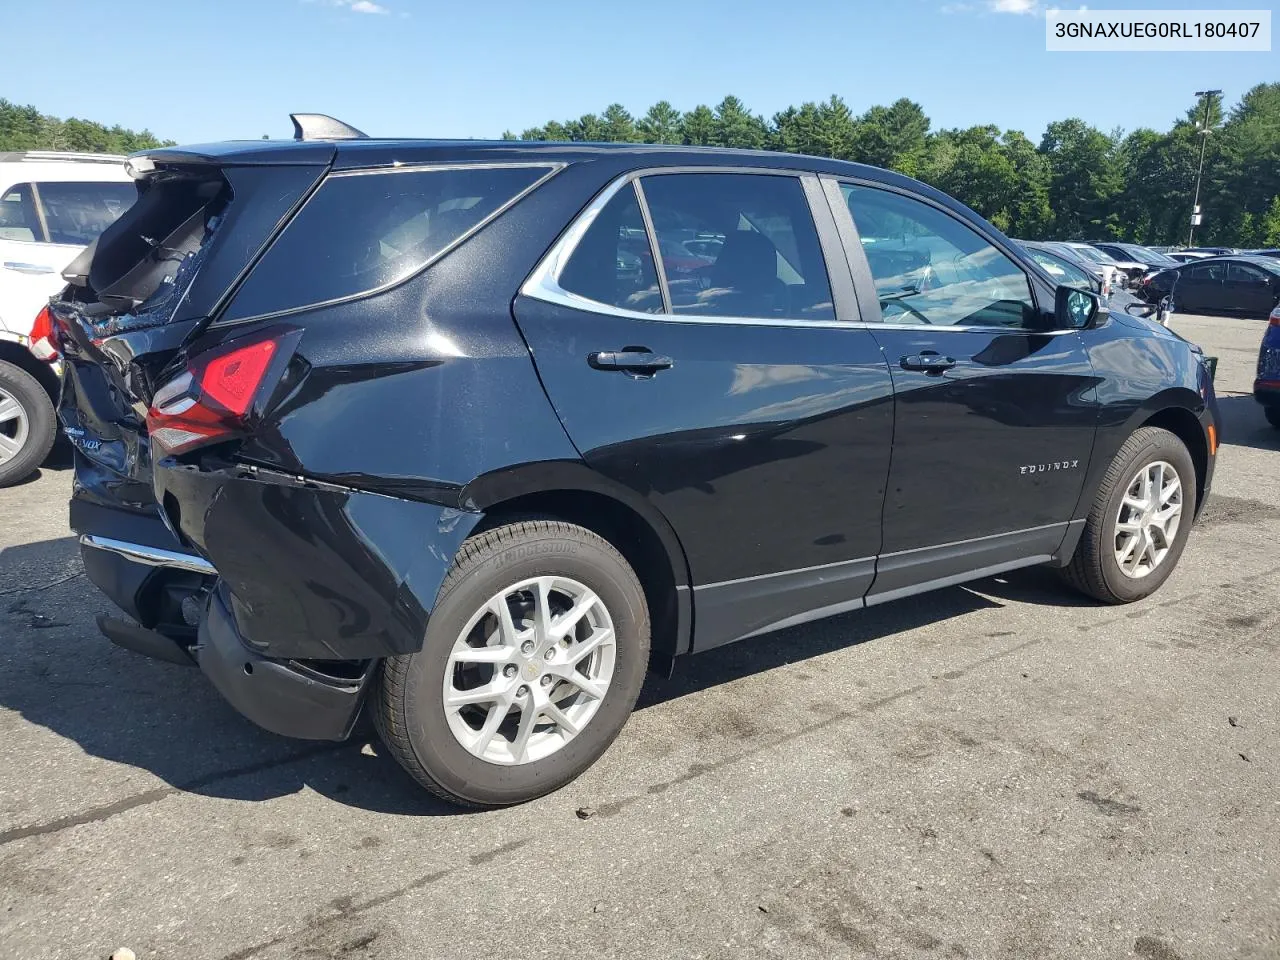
[2,313,1278,960]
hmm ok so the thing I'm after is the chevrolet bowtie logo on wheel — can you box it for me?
[1020,460,1081,475]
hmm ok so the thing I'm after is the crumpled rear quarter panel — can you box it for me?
[159,462,479,659]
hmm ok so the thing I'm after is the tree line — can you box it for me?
[504,85,1280,248]
[5,88,1277,248]
[0,99,172,157]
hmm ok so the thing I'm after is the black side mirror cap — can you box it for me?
[1056,285,1102,330]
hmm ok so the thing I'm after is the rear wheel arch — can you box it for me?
[464,473,692,667]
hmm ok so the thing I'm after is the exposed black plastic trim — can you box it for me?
[691,556,877,653]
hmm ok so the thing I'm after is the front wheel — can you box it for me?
[1061,426,1196,604]
[374,519,650,808]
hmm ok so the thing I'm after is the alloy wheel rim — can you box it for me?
[442,575,616,765]
[0,387,30,466]
[1114,459,1183,579]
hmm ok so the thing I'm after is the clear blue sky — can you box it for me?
[4,0,1274,144]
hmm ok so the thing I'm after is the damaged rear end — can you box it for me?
[53,140,557,739]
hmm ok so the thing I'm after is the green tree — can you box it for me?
[682,105,717,146]
[713,96,768,149]
[0,98,171,152]
[922,126,1019,231]
[637,101,683,144]
[1259,195,1280,246]
[600,103,638,142]
[1039,118,1123,237]
[566,114,606,142]
[853,98,930,175]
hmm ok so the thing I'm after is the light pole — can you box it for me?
[1187,89,1221,247]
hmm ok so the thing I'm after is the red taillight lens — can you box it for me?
[1269,306,1280,327]
[146,332,290,457]
[202,340,277,415]
[30,306,58,362]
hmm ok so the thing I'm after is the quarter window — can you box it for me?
[36,181,137,246]
[558,182,663,314]
[640,173,835,321]
[842,184,1035,327]
[227,165,553,319]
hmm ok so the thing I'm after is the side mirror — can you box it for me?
[1056,285,1102,329]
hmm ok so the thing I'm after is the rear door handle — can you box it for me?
[900,354,956,373]
[3,261,57,275]
[588,350,673,373]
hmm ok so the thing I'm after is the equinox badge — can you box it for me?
[1020,460,1080,475]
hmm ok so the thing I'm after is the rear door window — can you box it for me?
[1228,262,1268,283]
[227,165,554,320]
[0,184,42,242]
[639,173,835,321]
[36,181,137,245]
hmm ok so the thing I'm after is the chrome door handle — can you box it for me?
[3,261,57,275]
[900,354,956,373]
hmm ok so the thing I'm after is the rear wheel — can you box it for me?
[0,360,55,488]
[374,519,650,808]
[1264,406,1280,430]
[1061,426,1196,604]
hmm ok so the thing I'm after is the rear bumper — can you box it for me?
[198,586,373,741]
[1253,381,1280,406]
[71,494,212,631]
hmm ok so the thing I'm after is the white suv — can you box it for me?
[0,152,135,485]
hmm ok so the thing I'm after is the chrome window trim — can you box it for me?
[521,166,853,330]
[523,166,1078,336]
[211,162,564,329]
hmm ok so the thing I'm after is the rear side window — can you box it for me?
[37,181,137,245]
[640,173,835,321]
[0,184,41,242]
[228,165,552,319]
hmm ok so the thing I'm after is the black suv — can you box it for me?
[53,117,1218,807]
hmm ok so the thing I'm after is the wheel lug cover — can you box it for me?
[540,675,552,687]
[520,641,535,655]
[543,648,555,661]
[503,664,518,679]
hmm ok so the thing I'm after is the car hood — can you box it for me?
[1110,309,1182,341]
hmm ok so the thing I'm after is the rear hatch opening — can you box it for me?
[58,164,231,345]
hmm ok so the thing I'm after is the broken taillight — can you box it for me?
[147,330,293,457]
[29,306,58,362]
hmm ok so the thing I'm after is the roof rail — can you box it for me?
[0,150,127,164]
[289,113,368,142]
